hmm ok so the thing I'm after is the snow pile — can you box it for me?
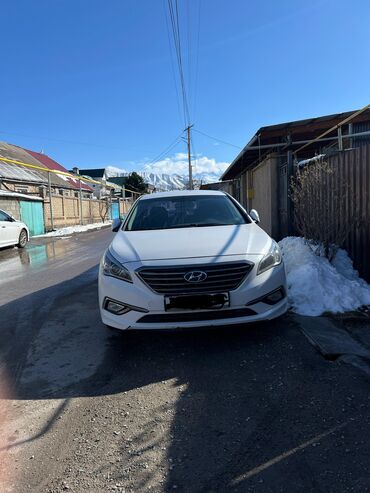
[279,237,370,316]
[34,221,112,238]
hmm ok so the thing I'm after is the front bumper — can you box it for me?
[98,259,288,331]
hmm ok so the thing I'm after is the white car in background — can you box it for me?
[99,190,287,331]
[0,209,29,248]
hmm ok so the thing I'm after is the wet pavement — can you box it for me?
[0,227,112,305]
[1,229,370,492]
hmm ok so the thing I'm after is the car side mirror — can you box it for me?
[111,218,122,232]
[249,209,260,223]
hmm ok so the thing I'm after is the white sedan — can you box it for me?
[0,209,29,248]
[99,190,287,331]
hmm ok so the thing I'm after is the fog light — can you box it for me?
[246,287,285,306]
[264,288,284,305]
[104,298,131,315]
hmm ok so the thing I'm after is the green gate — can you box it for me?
[20,201,45,236]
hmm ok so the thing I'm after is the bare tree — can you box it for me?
[98,198,110,223]
[290,159,360,261]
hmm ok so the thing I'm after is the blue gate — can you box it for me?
[111,202,120,220]
[20,201,45,236]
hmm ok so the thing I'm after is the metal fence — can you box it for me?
[294,143,370,282]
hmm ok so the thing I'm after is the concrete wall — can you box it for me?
[229,153,279,238]
[200,181,235,194]
[250,153,279,238]
[0,198,21,220]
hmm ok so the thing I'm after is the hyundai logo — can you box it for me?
[184,271,208,283]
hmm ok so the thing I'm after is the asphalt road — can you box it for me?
[1,228,370,492]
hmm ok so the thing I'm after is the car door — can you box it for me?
[0,210,19,246]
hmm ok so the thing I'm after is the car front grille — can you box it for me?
[136,262,253,295]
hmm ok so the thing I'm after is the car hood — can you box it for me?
[110,224,272,263]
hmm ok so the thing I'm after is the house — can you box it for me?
[25,149,93,198]
[76,168,108,180]
[73,167,114,198]
[221,107,370,239]
[0,189,44,236]
[107,176,151,197]
[0,141,70,196]
[0,142,93,197]
[0,141,103,233]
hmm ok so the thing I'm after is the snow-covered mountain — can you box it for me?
[105,166,222,191]
[141,172,187,191]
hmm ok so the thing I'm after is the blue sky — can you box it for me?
[1,0,369,176]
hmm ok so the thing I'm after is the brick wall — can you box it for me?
[44,195,132,231]
[2,182,40,194]
[120,199,133,215]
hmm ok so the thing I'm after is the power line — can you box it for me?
[174,0,190,124]
[167,0,191,126]
[163,0,183,126]
[186,0,191,103]
[0,129,136,153]
[193,128,242,149]
[141,132,184,169]
[192,0,202,121]
[166,0,195,189]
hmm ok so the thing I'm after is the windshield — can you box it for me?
[125,195,249,231]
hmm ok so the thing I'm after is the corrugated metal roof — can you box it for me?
[0,142,92,191]
[24,148,93,192]
[78,168,105,178]
[221,108,370,180]
[0,141,50,184]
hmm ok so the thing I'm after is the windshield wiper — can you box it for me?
[166,223,232,229]
[130,223,234,231]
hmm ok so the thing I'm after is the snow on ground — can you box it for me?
[34,221,112,238]
[279,236,370,316]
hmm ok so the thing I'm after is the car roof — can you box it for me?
[139,190,227,200]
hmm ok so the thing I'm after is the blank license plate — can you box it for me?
[165,293,230,311]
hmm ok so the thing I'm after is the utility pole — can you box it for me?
[186,124,194,190]
[47,171,54,231]
[78,178,83,225]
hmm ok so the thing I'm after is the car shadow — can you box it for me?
[1,267,369,491]
[0,266,282,402]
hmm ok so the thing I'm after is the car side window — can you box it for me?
[0,211,10,221]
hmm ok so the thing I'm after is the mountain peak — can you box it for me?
[105,166,221,191]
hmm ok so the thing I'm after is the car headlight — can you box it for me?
[257,240,282,275]
[102,250,133,283]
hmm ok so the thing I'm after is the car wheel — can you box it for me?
[18,229,28,248]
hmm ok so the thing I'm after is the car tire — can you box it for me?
[18,229,28,248]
